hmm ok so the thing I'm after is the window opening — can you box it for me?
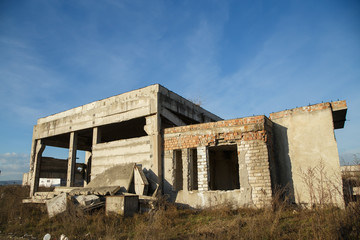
[98,117,147,143]
[189,148,198,190]
[208,145,240,190]
[174,150,183,191]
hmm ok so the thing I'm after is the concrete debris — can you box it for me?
[106,195,139,217]
[87,163,135,190]
[68,186,121,196]
[134,165,149,195]
[54,186,121,196]
[46,193,68,218]
[73,195,100,206]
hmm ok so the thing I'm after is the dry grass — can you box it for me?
[0,185,359,240]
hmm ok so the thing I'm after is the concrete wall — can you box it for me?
[163,116,273,208]
[91,136,152,186]
[270,103,344,207]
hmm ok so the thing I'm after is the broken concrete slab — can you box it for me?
[134,165,149,195]
[55,186,121,196]
[73,195,100,206]
[46,193,68,218]
[106,195,139,217]
[87,163,135,191]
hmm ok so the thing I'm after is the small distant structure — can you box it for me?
[342,165,360,204]
[39,178,61,188]
[22,84,347,211]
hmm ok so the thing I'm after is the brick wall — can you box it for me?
[197,146,209,191]
[238,141,272,206]
[164,115,268,150]
[163,115,274,207]
[269,100,346,120]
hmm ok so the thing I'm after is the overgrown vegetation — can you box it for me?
[0,185,359,240]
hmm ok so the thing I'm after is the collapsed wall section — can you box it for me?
[163,116,274,208]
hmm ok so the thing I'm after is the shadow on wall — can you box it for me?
[273,123,295,203]
[162,174,178,202]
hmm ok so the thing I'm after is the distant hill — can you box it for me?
[0,180,22,185]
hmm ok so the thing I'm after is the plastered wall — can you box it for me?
[270,103,345,207]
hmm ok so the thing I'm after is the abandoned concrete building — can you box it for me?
[23,84,348,209]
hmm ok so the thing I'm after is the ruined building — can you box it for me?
[23,84,348,208]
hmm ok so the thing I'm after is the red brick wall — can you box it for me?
[164,115,270,150]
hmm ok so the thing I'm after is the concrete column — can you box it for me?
[92,127,101,145]
[84,151,91,186]
[154,111,163,193]
[29,140,45,196]
[67,132,78,187]
[197,146,209,191]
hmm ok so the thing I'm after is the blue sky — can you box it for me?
[0,0,359,180]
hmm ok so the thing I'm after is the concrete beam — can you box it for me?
[161,107,186,126]
[41,138,91,151]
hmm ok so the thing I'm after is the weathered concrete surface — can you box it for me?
[64,186,121,196]
[25,84,223,200]
[134,165,149,195]
[34,85,159,139]
[73,195,100,206]
[106,195,139,217]
[91,138,150,186]
[87,163,134,191]
[270,102,345,207]
[46,193,68,218]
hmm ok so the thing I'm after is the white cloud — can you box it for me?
[0,153,29,181]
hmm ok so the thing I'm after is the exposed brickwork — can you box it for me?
[269,102,331,120]
[330,100,347,111]
[163,115,274,206]
[164,115,269,151]
[164,115,265,134]
[238,140,272,206]
[197,146,209,191]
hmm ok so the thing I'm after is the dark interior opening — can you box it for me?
[174,150,183,191]
[99,117,147,143]
[189,148,198,190]
[209,145,240,191]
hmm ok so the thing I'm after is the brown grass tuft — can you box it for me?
[0,185,359,239]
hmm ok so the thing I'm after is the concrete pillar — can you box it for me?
[154,111,163,193]
[92,127,101,145]
[29,140,45,196]
[84,127,101,184]
[67,132,78,187]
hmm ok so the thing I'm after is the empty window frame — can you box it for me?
[208,145,240,191]
[188,148,198,190]
[173,150,183,191]
[98,117,147,143]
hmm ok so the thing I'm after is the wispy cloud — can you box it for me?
[0,153,29,180]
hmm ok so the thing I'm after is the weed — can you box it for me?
[0,185,359,239]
